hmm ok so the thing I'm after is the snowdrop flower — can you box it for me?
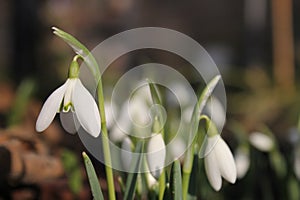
[110,89,152,142]
[36,57,101,137]
[204,134,237,191]
[249,131,274,152]
[121,137,133,171]
[147,133,166,179]
[235,147,250,179]
[203,96,226,130]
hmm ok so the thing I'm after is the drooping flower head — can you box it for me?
[202,120,237,191]
[36,56,101,137]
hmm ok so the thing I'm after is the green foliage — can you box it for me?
[61,149,83,194]
[170,160,183,200]
[8,79,35,126]
[124,141,144,200]
[82,152,104,200]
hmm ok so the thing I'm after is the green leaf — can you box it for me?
[170,160,182,200]
[147,79,162,105]
[147,80,165,134]
[162,182,171,200]
[61,149,83,194]
[82,152,104,200]
[182,76,220,200]
[8,79,35,126]
[52,27,100,80]
[158,170,166,200]
[183,75,221,173]
[124,141,144,200]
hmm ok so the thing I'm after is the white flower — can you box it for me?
[203,96,226,130]
[146,133,166,179]
[249,132,274,152]
[36,78,101,137]
[121,137,133,171]
[204,135,237,191]
[235,147,250,179]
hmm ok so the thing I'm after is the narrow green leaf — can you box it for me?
[61,149,83,194]
[183,75,221,173]
[8,79,35,126]
[158,170,166,200]
[52,27,100,79]
[148,79,162,105]
[186,155,199,200]
[82,152,104,200]
[182,76,221,200]
[147,79,166,136]
[162,182,171,200]
[170,160,182,200]
[124,141,144,200]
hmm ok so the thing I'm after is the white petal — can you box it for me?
[63,79,76,111]
[109,104,131,142]
[146,134,166,179]
[204,151,222,191]
[60,112,80,134]
[36,82,68,132]
[214,137,237,183]
[249,132,274,152]
[121,137,133,171]
[203,135,220,157]
[146,172,158,188]
[169,138,186,160]
[110,125,128,142]
[72,79,101,137]
[104,101,115,129]
[129,97,150,126]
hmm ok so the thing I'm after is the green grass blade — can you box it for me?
[170,160,183,200]
[124,141,144,200]
[82,152,104,200]
[8,79,35,126]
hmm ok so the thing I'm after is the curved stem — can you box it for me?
[97,80,116,200]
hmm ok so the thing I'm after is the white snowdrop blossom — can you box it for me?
[36,59,101,137]
[235,147,250,179]
[121,137,133,171]
[249,131,274,152]
[147,133,166,179]
[204,134,237,191]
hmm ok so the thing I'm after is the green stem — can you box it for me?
[182,142,194,200]
[97,79,116,200]
[182,171,190,200]
[158,171,166,200]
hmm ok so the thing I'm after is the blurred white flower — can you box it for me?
[169,138,186,160]
[235,147,250,179]
[146,133,166,179]
[203,96,226,130]
[36,78,101,137]
[249,132,274,152]
[146,172,158,188]
[109,103,131,142]
[204,135,237,191]
[166,82,193,107]
[104,101,116,130]
[121,137,133,171]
